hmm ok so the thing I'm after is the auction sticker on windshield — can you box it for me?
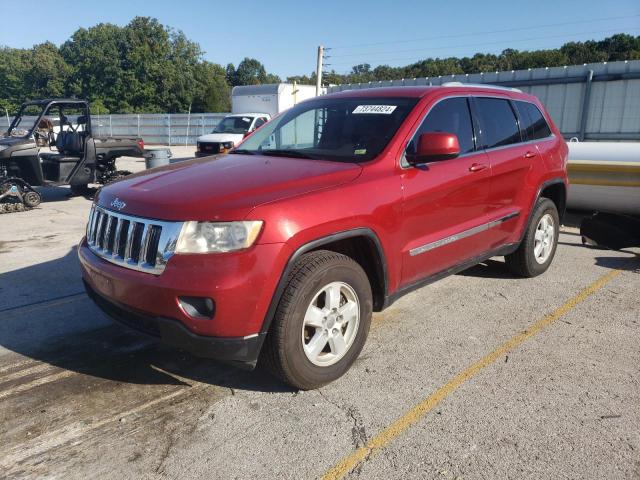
[353,105,397,114]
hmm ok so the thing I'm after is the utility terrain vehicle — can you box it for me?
[0,99,144,213]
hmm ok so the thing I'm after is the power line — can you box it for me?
[325,27,640,67]
[328,25,640,59]
[327,13,640,51]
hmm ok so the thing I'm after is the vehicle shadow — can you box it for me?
[0,248,292,393]
[457,259,522,279]
[562,209,591,229]
[594,254,640,272]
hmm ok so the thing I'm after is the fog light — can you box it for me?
[178,296,215,319]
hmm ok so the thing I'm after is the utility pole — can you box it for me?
[315,45,324,96]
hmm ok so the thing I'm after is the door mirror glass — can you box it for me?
[406,132,460,165]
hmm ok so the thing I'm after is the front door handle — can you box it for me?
[524,150,537,158]
[469,163,488,172]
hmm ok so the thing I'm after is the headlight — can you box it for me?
[176,221,263,253]
[0,145,9,152]
[222,141,234,149]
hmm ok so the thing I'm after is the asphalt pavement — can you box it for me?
[0,147,638,479]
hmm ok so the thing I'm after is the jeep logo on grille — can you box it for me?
[111,198,126,211]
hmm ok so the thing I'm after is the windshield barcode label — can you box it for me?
[352,105,397,114]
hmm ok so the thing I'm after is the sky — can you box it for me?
[1,0,639,78]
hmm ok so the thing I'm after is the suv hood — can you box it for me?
[96,154,362,221]
[197,133,244,144]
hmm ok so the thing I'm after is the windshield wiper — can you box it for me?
[259,149,316,159]
[229,149,256,155]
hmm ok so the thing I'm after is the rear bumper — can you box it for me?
[84,279,265,369]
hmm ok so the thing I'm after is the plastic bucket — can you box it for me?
[144,148,172,169]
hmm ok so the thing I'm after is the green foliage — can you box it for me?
[193,62,231,112]
[0,42,70,113]
[1,19,638,114]
[0,17,280,114]
[226,58,281,86]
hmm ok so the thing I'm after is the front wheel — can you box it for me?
[263,250,373,390]
[505,198,560,277]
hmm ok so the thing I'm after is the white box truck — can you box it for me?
[195,83,317,156]
[231,83,317,117]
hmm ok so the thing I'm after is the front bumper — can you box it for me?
[78,238,291,337]
[84,280,265,368]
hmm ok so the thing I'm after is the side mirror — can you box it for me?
[406,132,461,165]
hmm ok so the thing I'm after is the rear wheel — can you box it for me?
[505,198,559,277]
[23,190,41,208]
[263,250,373,390]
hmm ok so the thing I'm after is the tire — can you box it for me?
[23,190,41,208]
[505,198,560,277]
[263,250,373,390]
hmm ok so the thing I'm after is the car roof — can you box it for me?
[323,85,535,101]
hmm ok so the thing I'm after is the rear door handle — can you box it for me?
[469,163,488,172]
[524,151,537,158]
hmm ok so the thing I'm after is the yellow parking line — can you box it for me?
[322,267,624,480]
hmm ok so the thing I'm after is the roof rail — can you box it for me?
[441,82,522,93]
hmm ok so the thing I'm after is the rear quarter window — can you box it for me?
[515,101,552,141]
[475,97,520,149]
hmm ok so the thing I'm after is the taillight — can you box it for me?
[137,139,145,150]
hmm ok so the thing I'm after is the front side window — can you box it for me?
[475,97,520,149]
[410,97,475,155]
[232,97,419,162]
[515,101,552,141]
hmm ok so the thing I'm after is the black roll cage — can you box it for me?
[7,99,92,138]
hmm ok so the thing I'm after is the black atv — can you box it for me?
[0,98,145,213]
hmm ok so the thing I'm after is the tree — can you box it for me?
[228,58,281,86]
[0,47,31,112]
[193,62,231,112]
[61,22,131,111]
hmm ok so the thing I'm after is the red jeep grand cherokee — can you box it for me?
[79,85,568,389]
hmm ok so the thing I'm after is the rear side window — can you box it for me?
[475,97,520,149]
[254,117,268,129]
[413,97,475,154]
[515,101,552,140]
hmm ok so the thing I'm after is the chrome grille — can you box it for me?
[86,205,184,275]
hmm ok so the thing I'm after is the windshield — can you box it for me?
[213,116,253,134]
[231,97,418,162]
[6,104,46,138]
